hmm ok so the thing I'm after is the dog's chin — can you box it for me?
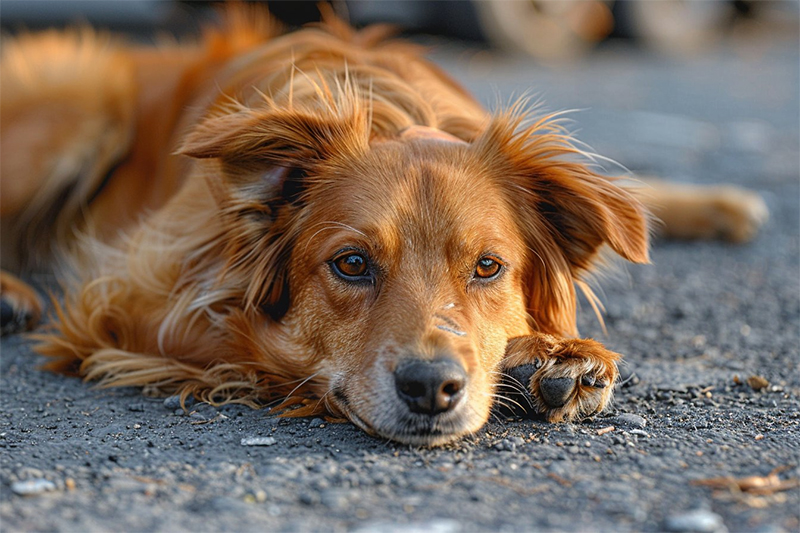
[335,393,486,447]
[374,416,480,447]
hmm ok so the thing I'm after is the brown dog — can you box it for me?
[0,8,767,445]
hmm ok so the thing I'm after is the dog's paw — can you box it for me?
[0,272,43,335]
[500,336,619,422]
[708,186,768,243]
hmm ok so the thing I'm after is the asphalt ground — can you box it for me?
[1,34,798,532]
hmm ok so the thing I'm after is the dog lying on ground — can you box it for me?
[0,7,767,445]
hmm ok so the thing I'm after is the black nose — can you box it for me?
[394,358,467,415]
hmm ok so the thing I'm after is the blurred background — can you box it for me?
[1,0,798,62]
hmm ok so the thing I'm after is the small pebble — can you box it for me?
[299,492,320,505]
[309,418,326,427]
[11,478,57,496]
[241,436,277,446]
[352,519,461,533]
[127,402,146,412]
[163,395,195,410]
[164,395,182,410]
[746,375,769,391]
[612,413,647,429]
[665,509,727,532]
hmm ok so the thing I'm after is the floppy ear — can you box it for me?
[180,105,369,171]
[476,112,650,336]
[533,167,650,269]
[178,105,369,318]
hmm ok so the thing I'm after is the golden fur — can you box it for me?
[0,8,767,445]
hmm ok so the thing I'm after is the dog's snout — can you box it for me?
[394,359,467,415]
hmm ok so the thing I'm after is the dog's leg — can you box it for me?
[0,271,43,335]
[628,179,768,243]
[499,333,620,422]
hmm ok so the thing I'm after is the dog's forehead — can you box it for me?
[305,140,521,255]
[330,140,500,215]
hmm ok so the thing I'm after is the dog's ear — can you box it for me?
[476,113,650,336]
[177,106,369,319]
[179,106,368,171]
[529,166,650,269]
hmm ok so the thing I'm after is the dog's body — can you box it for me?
[0,10,767,445]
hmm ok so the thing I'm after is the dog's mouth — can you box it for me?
[330,386,480,447]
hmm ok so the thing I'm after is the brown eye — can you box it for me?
[475,256,502,279]
[331,252,370,280]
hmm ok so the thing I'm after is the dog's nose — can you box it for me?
[394,359,467,415]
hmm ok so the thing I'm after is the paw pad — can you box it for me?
[539,377,575,408]
[504,362,540,388]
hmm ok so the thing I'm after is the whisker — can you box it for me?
[284,371,321,400]
[485,403,509,427]
[489,370,529,398]
[486,391,527,413]
[493,380,527,395]
[311,387,335,415]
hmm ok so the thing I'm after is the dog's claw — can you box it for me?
[581,375,608,388]
[539,377,575,408]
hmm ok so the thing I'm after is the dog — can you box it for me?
[0,7,767,446]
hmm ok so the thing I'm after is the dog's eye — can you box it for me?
[331,252,370,280]
[475,256,503,279]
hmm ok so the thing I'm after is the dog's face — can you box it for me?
[285,137,533,444]
[182,102,648,445]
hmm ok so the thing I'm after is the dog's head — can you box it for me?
[181,96,648,446]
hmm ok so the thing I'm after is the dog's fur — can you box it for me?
[0,8,767,445]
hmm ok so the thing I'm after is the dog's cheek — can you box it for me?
[288,274,372,362]
[474,286,530,366]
